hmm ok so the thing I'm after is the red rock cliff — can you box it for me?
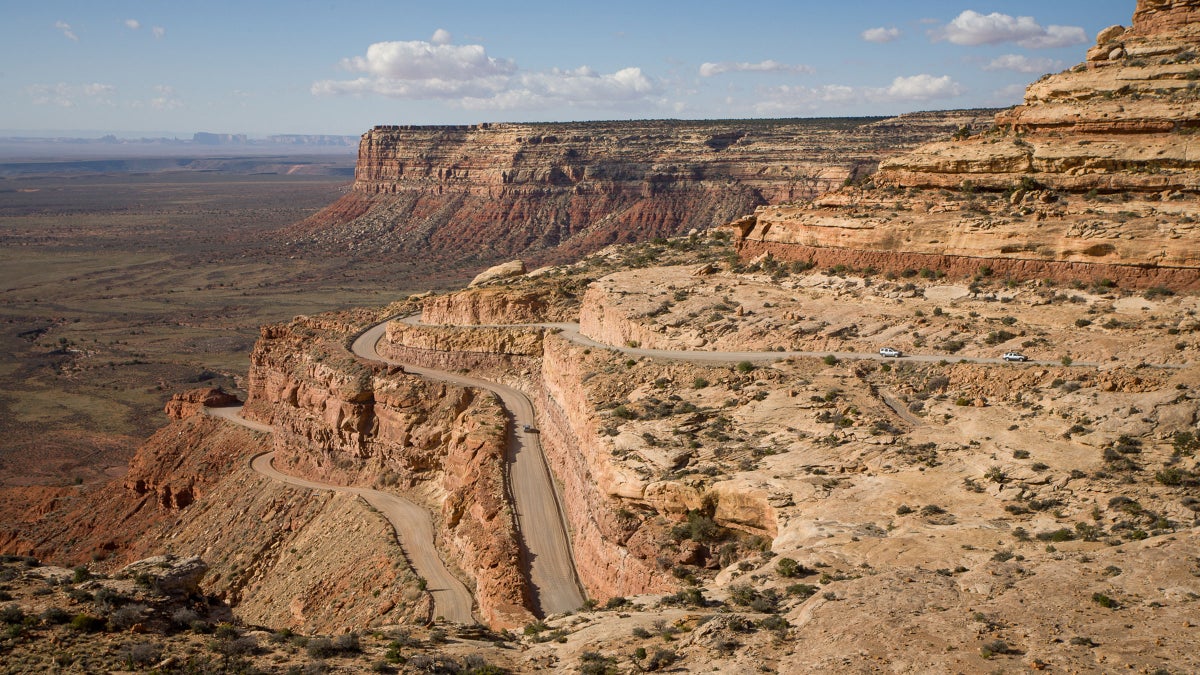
[284,114,993,274]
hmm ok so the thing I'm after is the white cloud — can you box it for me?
[55,21,78,41]
[1018,25,1087,49]
[985,83,1028,107]
[314,38,662,111]
[932,10,1085,49]
[698,60,814,77]
[861,27,901,44]
[468,66,657,110]
[27,82,115,107]
[886,74,964,99]
[150,84,182,110]
[983,54,1063,73]
[152,26,165,39]
[751,74,964,114]
[339,40,515,81]
[124,19,141,30]
[430,28,452,45]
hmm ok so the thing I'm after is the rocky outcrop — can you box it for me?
[242,315,532,628]
[727,0,1200,289]
[283,113,994,276]
[882,0,1200,193]
[116,554,209,596]
[470,260,526,287]
[536,334,677,599]
[421,288,551,327]
[163,387,240,420]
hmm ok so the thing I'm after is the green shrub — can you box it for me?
[40,607,71,625]
[786,583,818,599]
[69,613,105,632]
[0,604,24,624]
[980,639,1010,659]
[646,648,678,671]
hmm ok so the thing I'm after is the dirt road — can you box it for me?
[205,406,476,625]
[352,323,586,617]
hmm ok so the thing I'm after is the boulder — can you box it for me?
[1096,24,1127,44]
[117,555,208,596]
[469,260,526,287]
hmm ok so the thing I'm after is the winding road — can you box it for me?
[205,406,476,625]
[211,309,1187,626]
[352,323,587,617]
[401,315,1132,368]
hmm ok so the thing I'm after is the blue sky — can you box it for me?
[0,1,1135,136]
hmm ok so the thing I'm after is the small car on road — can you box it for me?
[523,424,538,433]
[1002,352,1028,362]
[878,347,902,358]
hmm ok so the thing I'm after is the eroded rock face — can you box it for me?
[470,260,526,287]
[727,0,1200,289]
[284,113,994,274]
[421,288,550,327]
[242,315,532,628]
[116,554,208,596]
[163,387,240,420]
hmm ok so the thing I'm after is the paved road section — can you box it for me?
[399,314,1126,368]
[205,406,476,625]
[352,324,587,617]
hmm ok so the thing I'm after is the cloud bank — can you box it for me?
[932,11,1085,49]
[314,32,661,110]
[861,27,901,44]
[983,54,1064,73]
[699,60,815,77]
[751,73,964,115]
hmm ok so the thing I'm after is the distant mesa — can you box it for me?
[284,112,993,278]
[193,131,248,145]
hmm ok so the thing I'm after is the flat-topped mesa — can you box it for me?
[730,0,1200,290]
[286,113,992,271]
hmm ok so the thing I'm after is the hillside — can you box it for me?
[0,1,1197,673]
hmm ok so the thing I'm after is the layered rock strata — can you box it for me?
[242,315,532,628]
[285,112,993,272]
[729,0,1200,289]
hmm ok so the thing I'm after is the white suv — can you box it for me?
[879,347,902,358]
[1002,352,1028,362]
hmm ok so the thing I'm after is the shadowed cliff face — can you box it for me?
[281,114,993,276]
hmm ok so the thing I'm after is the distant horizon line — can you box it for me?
[0,107,998,140]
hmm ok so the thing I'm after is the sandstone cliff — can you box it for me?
[242,313,533,628]
[728,0,1200,289]
[283,113,993,276]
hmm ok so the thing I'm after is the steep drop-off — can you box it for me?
[241,313,533,628]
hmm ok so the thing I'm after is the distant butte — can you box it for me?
[728,0,1200,290]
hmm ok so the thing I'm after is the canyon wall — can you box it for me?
[283,113,993,273]
[243,315,533,628]
[535,334,678,599]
